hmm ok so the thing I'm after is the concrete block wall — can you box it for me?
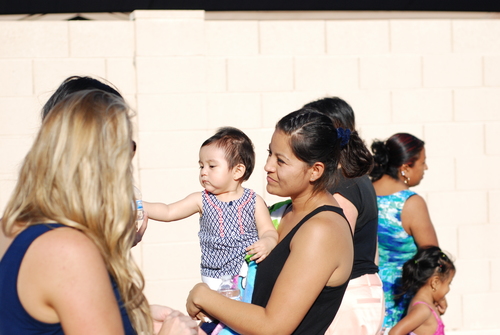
[0,11,499,333]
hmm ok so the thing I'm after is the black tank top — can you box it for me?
[252,205,351,335]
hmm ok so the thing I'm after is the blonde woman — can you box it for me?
[0,90,200,335]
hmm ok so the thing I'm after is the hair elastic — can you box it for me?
[337,127,351,147]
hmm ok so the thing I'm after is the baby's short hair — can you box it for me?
[202,127,255,181]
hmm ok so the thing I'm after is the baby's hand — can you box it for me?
[246,236,277,263]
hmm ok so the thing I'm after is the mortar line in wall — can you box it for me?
[451,89,455,122]
[387,20,391,52]
[420,55,423,91]
[450,20,454,52]
[389,90,393,123]
[225,58,228,91]
[257,20,261,54]
[31,59,35,96]
[357,57,361,91]
[481,55,485,87]
[323,19,327,54]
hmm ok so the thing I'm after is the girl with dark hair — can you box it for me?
[389,247,455,335]
[187,108,369,334]
[370,133,439,331]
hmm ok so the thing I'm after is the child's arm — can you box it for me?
[435,297,448,315]
[143,192,202,222]
[389,303,431,335]
[246,195,278,263]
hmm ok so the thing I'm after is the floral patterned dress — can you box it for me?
[377,190,418,329]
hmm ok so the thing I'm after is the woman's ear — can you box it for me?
[309,162,325,182]
[233,164,246,181]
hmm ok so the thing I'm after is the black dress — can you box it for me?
[252,205,351,335]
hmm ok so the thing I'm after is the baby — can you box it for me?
[144,127,278,289]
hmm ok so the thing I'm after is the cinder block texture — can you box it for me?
[456,156,500,191]
[1,14,500,334]
[0,22,68,58]
[485,123,500,155]
[424,123,483,157]
[0,136,35,175]
[0,60,33,96]
[428,191,487,226]
[136,57,206,93]
[454,88,500,121]
[205,21,258,55]
[140,168,201,204]
[206,57,226,92]
[360,56,421,89]
[488,191,500,225]
[452,259,490,294]
[138,131,210,169]
[423,55,482,88]
[69,21,134,57]
[453,20,500,54]
[262,92,327,128]
[390,20,452,54]
[462,293,500,329]
[142,242,200,280]
[336,90,392,125]
[0,97,41,135]
[136,19,205,56]
[294,56,358,91]
[326,20,389,55]
[484,56,500,87]
[207,93,262,129]
[33,59,106,95]
[106,58,136,95]
[137,93,208,131]
[260,21,325,55]
[227,56,293,92]
[392,89,453,123]
[458,224,500,259]
[420,157,455,192]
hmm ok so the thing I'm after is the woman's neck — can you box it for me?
[372,174,409,196]
[289,190,335,215]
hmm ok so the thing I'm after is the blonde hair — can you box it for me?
[2,90,152,333]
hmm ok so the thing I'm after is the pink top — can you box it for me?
[408,301,445,335]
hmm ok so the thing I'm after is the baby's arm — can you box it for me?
[144,192,202,222]
[389,303,431,335]
[246,195,278,263]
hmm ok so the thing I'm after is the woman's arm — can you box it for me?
[18,227,126,334]
[144,192,202,222]
[401,194,439,247]
[246,195,278,263]
[187,212,352,335]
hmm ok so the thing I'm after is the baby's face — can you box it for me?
[199,144,232,194]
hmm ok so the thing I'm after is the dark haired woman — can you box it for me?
[187,108,371,334]
[370,133,439,332]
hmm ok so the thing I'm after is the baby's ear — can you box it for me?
[233,163,246,181]
[430,275,441,290]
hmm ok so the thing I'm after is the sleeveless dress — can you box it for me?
[199,188,259,281]
[252,205,351,335]
[377,190,418,329]
[0,224,135,335]
[408,301,445,335]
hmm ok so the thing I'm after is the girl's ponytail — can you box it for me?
[339,130,373,178]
